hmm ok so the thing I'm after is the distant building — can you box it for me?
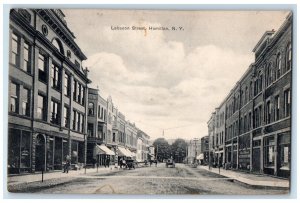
[200,136,209,165]
[187,138,201,164]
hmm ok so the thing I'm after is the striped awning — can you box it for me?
[95,144,115,155]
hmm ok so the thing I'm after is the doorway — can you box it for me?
[35,134,46,171]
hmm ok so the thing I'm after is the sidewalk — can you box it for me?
[7,166,118,185]
[197,165,290,189]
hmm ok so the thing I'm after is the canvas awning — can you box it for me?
[196,153,204,160]
[95,144,115,156]
[118,146,132,157]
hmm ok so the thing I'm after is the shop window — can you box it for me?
[8,129,21,173]
[20,131,31,169]
[11,33,20,67]
[278,133,290,171]
[264,136,275,167]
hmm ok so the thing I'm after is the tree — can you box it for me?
[171,139,187,163]
[153,138,171,162]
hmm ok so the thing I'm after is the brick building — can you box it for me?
[208,13,292,177]
[8,9,90,173]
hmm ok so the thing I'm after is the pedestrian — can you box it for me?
[106,158,110,168]
[63,155,71,173]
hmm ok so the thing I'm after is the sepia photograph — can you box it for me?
[5,7,293,196]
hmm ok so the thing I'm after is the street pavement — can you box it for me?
[7,163,289,195]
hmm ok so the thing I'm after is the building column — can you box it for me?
[32,45,40,119]
[250,132,253,172]
[274,133,278,176]
[47,57,53,123]
[260,137,264,173]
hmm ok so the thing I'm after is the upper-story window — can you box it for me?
[51,64,61,91]
[276,53,282,80]
[266,101,271,124]
[275,95,280,121]
[286,43,292,71]
[50,99,60,125]
[38,53,47,83]
[23,41,31,73]
[11,33,20,67]
[10,82,19,113]
[64,73,70,97]
[37,94,47,121]
[64,106,70,128]
[284,89,291,117]
[88,102,94,116]
[22,88,30,117]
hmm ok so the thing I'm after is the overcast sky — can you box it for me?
[63,9,289,141]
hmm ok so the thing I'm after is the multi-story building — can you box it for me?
[208,13,292,177]
[87,88,115,167]
[8,9,91,173]
[213,101,226,166]
[187,138,201,164]
[207,112,216,166]
[125,121,137,157]
[200,136,209,165]
[137,129,150,162]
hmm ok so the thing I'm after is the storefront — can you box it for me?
[8,128,31,174]
[238,134,251,170]
[277,132,290,178]
[94,144,115,166]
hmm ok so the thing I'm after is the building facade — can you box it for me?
[187,138,201,164]
[208,13,292,177]
[8,9,90,173]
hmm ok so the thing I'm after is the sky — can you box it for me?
[62,9,289,141]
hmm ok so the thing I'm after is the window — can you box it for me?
[51,64,61,91]
[276,53,282,80]
[75,60,80,69]
[11,33,20,67]
[37,94,46,120]
[264,136,275,167]
[275,95,280,121]
[72,110,76,130]
[284,89,291,117]
[81,86,85,105]
[88,123,94,137]
[73,80,77,101]
[266,64,271,86]
[38,53,47,83]
[266,101,271,124]
[77,111,81,132]
[81,114,84,133]
[98,105,100,118]
[88,102,94,116]
[64,73,70,97]
[50,100,60,125]
[64,106,70,128]
[10,82,18,113]
[23,41,31,73]
[77,83,81,102]
[286,43,292,71]
[113,133,116,142]
[22,88,30,116]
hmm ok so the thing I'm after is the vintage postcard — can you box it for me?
[6,8,292,195]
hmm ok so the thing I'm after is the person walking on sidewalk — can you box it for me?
[63,155,71,173]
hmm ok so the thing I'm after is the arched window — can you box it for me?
[276,53,282,80]
[88,102,94,116]
[52,38,64,55]
[286,43,292,71]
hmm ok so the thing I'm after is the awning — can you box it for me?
[118,146,132,157]
[95,144,115,155]
[130,151,136,157]
[196,154,204,160]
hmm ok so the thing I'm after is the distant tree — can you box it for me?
[153,138,171,162]
[171,139,187,163]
